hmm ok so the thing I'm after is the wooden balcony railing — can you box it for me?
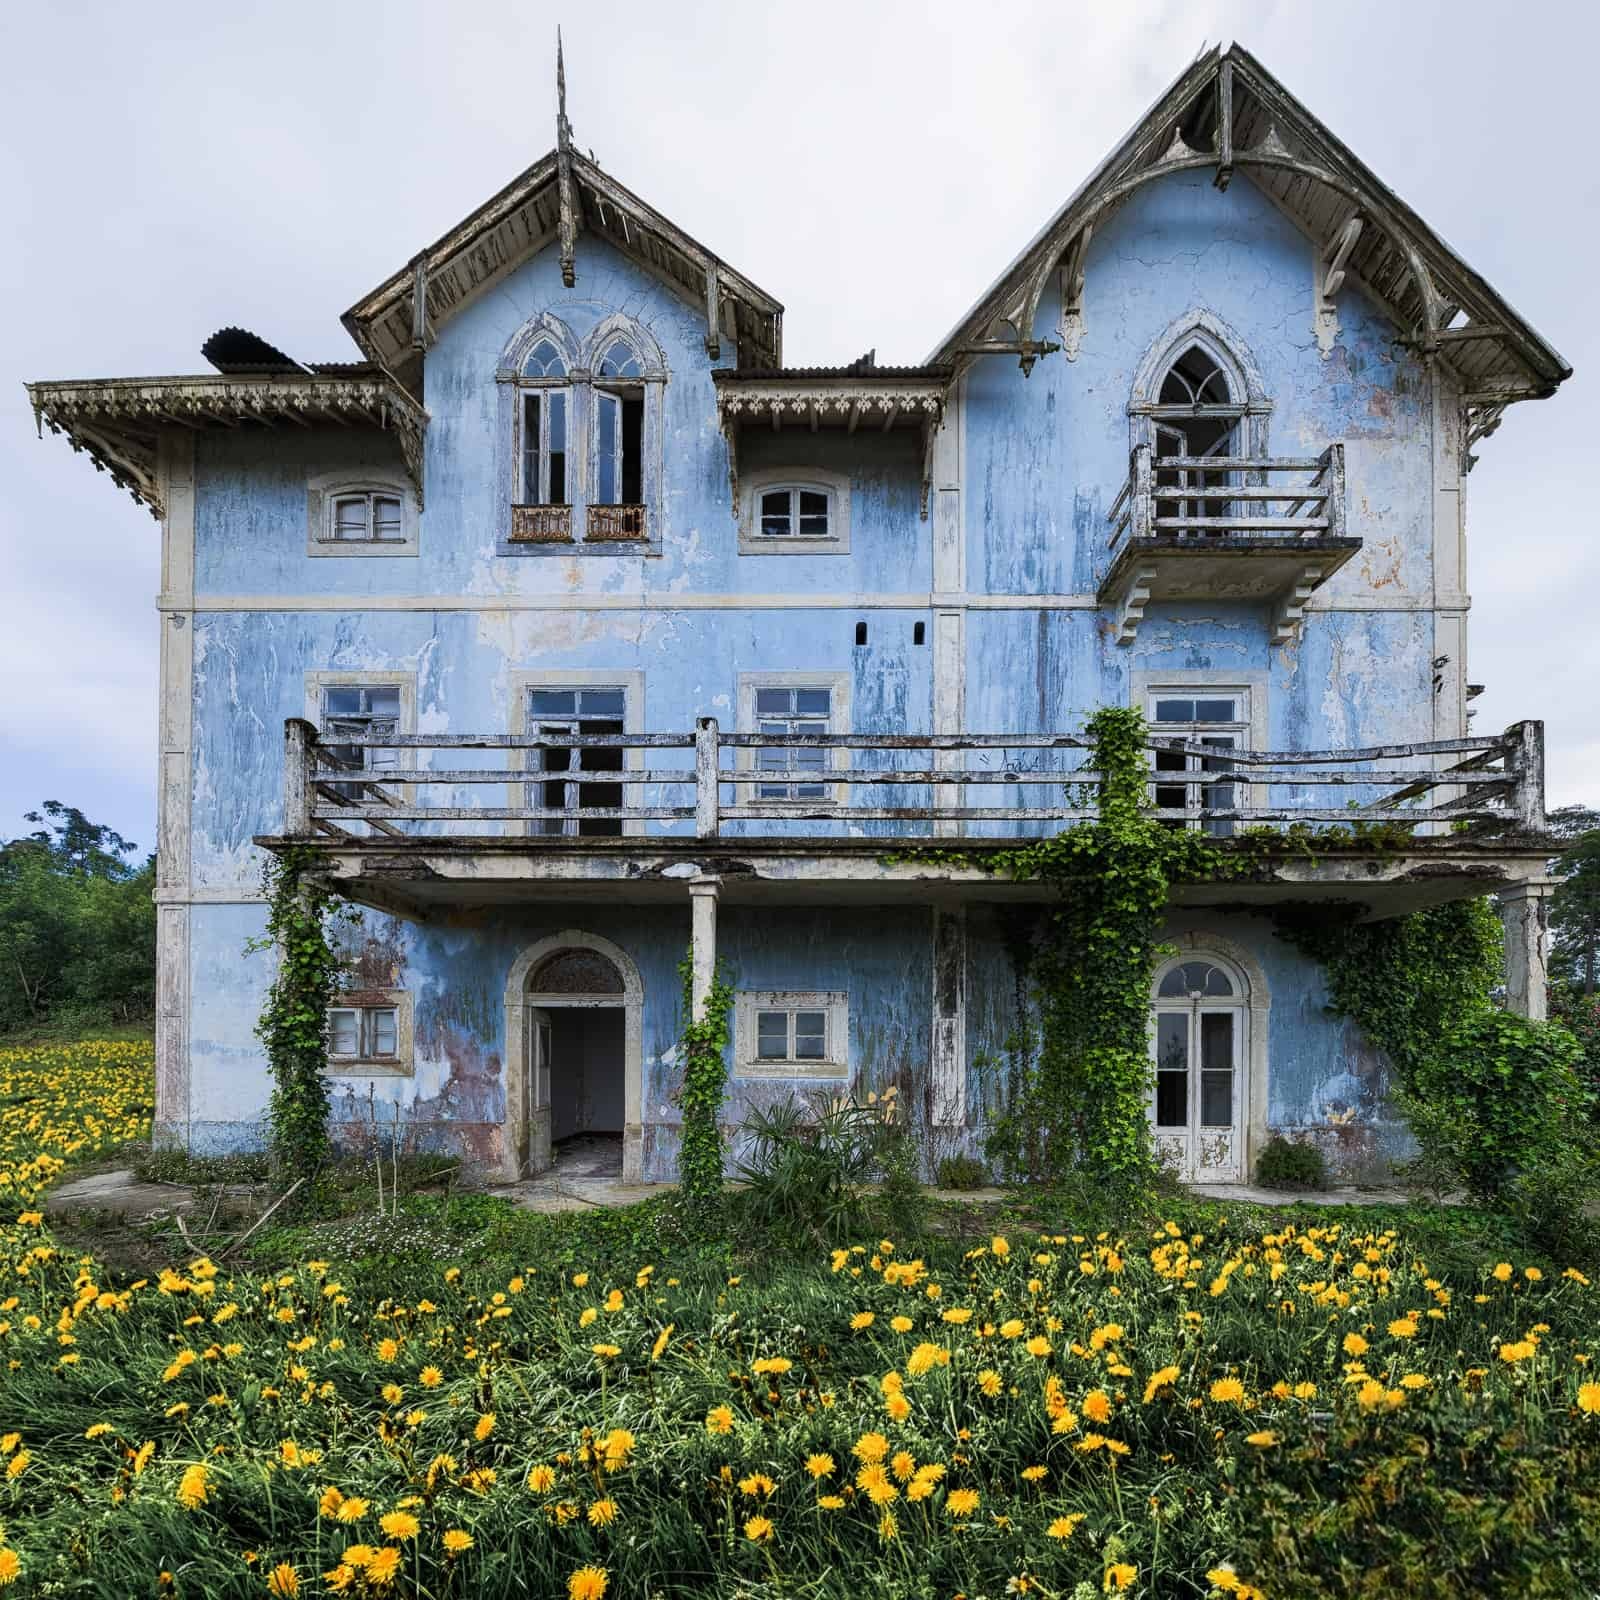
[280,717,1545,844]
[509,504,574,542]
[1107,442,1346,563]
[585,503,648,542]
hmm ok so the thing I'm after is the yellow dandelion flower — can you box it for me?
[818,1493,845,1509]
[1105,1563,1137,1592]
[4,1453,28,1481]
[1021,1465,1047,1482]
[705,1405,735,1435]
[946,1487,981,1517]
[651,1324,673,1361]
[1576,1382,1600,1414]
[1083,1390,1113,1423]
[1026,1336,1052,1358]
[850,1312,875,1330]
[527,1464,557,1492]
[890,1315,914,1333]
[853,1430,889,1463]
[979,1369,1004,1396]
[418,1366,443,1388]
[1209,1377,1246,1404]
[379,1512,419,1541]
[1244,1430,1279,1447]
[365,1547,401,1586]
[744,1515,774,1542]
[1492,1262,1514,1282]
[335,1497,370,1522]
[587,1497,617,1527]
[805,1453,835,1479]
[738,1473,776,1498]
[752,1357,793,1376]
[441,1528,473,1554]
[266,1563,299,1597]
[885,1392,912,1422]
[1342,1332,1369,1357]
[1387,1318,1418,1339]
[474,1413,495,1442]
[1048,1513,1085,1539]
[568,1565,609,1600]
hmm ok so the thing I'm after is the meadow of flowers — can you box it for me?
[3,1040,1600,1598]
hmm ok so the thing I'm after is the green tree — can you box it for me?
[0,802,156,1032]
[1548,805,1600,995]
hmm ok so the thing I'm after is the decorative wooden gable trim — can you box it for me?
[342,50,783,393]
[26,375,429,519]
[929,46,1570,424]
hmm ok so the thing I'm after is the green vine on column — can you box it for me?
[676,949,734,1232]
[986,707,1224,1190]
[249,846,356,1184]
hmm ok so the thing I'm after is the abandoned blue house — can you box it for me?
[28,45,1571,1187]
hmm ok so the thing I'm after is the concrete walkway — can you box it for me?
[1187,1181,1414,1207]
[43,1165,1418,1225]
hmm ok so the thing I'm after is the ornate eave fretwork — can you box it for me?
[26,375,431,519]
[713,373,951,519]
[927,45,1570,438]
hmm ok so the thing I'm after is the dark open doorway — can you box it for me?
[549,1007,625,1173]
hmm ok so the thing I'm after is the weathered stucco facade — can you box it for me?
[31,46,1570,1186]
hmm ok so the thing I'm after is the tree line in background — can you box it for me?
[0,802,156,1034]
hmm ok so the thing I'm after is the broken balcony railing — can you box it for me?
[1107,442,1346,561]
[280,717,1543,842]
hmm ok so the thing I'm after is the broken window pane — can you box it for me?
[597,340,642,379]
[760,490,791,536]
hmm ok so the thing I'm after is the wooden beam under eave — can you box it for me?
[770,403,781,432]
[847,401,861,433]
[882,403,900,431]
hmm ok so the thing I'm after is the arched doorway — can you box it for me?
[503,932,643,1183]
[1149,950,1251,1181]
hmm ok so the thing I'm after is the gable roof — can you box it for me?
[342,146,784,394]
[929,45,1570,427]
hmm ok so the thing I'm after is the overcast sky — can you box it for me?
[3,0,1595,853]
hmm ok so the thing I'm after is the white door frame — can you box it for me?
[503,931,644,1184]
[1148,933,1270,1181]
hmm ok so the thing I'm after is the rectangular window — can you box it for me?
[527,686,627,837]
[322,684,402,803]
[757,486,832,539]
[1148,691,1248,837]
[594,390,645,506]
[736,991,848,1076]
[327,1005,399,1062]
[328,491,404,543]
[521,390,569,505]
[755,686,832,801]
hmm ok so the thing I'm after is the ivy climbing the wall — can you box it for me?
[984,707,1224,1191]
[251,846,358,1185]
[675,950,734,1233]
[1273,898,1503,1088]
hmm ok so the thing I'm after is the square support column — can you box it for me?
[931,905,967,1127]
[1500,880,1554,1021]
[688,875,721,1021]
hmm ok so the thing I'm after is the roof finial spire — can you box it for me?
[556,27,572,150]
[555,27,578,288]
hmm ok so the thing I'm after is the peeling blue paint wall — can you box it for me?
[179,172,1448,1180]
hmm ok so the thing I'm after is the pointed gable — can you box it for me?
[930,45,1569,428]
[342,148,783,394]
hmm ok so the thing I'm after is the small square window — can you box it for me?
[737,991,847,1077]
[325,994,410,1073]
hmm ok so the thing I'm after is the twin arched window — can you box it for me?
[505,319,663,548]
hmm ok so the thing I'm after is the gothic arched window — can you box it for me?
[1152,343,1245,527]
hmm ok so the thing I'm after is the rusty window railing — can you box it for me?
[509,504,575,542]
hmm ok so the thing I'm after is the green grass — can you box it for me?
[6,1041,1600,1598]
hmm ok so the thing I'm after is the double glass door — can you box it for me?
[1150,960,1244,1181]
